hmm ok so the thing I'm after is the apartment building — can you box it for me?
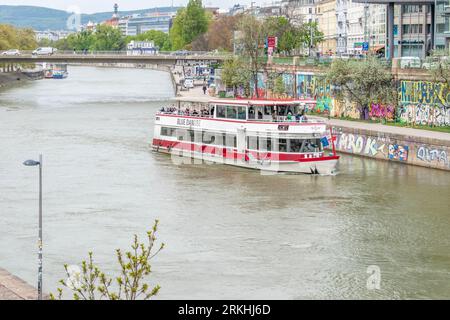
[317,0,338,54]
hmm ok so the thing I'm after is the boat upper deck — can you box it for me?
[161,98,322,124]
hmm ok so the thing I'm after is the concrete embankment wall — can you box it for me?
[332,125,450,171]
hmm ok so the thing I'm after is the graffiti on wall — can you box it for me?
[282,73,294,97]
[398,104,450,127]
[297,73,332,114]
[416,146,449,167]
[335,132,410,162]
[369,103,395,120]
[399,80,450,126]
[336,133,387,157]
[388,144,409,161]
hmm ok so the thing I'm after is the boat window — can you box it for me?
[289,139,303,153]
[256,107,263,120]
[226,105,237,119]
[160,127,176,137]
[258,137,272,151]
[247,136,258,150]
[203,131,224,145]
[264,106,272,115]
[225,134,237,148]
[299,139,322,153]
[279,139,287,152]
[217,105,226,118]
[237,106,246,120]
[248,106,255,119]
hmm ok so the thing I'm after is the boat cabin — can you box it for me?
[160,98,316,123]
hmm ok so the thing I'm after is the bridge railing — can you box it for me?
[13,50,232,59]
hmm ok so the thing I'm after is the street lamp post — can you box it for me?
[23,154,43,300]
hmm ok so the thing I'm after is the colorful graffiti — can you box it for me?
[398,104,450,127]
[296,73,332,114]
[336,132,409,162]
[336,133,387,157]
[369,103,395,120]
[416,146,449,167]
[388,144,409,161]
[282,73,294,97]
[398,80,450,127]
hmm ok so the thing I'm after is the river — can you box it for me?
[0,66,449,299]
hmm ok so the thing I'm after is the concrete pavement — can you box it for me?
[0,268,39,300]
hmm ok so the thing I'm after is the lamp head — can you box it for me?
[23,160,40,166]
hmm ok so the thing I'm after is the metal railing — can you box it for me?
[2,50,231,59]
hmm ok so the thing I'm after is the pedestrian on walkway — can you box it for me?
[203,84,207,95]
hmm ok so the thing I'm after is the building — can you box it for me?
[394,4,433,57]
[317,0,338,54]
[229,4,247,15]
[35,30,73,42]
[281,0,318,24]
[352,0,443,60]
[103,3,120,28]
[124,12,175,36]
[126,40,159,55]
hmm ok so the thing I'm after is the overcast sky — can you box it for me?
[2,0,267,13]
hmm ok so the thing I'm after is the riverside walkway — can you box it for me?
[324,117,450,144]
[0,268,40,300]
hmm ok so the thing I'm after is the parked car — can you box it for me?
[1,49,21,56]
[32,47,57,56]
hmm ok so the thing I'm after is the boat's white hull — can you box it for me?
[152,145,338,175]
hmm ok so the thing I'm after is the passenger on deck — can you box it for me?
[287,112,293,121]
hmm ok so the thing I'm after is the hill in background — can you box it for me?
[0,5,181,30]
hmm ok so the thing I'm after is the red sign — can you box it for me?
[267,36,277,49]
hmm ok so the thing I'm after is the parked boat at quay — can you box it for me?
[152,98,339,175]
[42,63,69,79]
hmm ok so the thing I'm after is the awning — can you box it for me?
[371,45,385,52]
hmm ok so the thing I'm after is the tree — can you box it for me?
[169,9,187,50]
[273,75,287,97]
[63,31,94,51]
[169,0,210,50]
[221,57,252,96]
[428,49,450,88]
[300,22,324,54]
[206,15,240,52]
[326,56,395,119]
[236,15,267,97]
[125,30,171,51]
[50,220,164,300]
[0,24,37,50]
[91,25,125,51]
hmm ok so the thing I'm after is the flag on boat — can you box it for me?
[321,136,329,147]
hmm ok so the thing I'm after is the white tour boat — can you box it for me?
[152,98,339,175]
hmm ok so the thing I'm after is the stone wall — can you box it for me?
[332,126,450,171]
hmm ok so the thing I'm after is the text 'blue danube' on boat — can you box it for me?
[152,98,340,175]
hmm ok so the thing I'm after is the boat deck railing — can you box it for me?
[157,111,326,124]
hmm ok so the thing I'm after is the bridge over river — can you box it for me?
[0,51,230,65]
